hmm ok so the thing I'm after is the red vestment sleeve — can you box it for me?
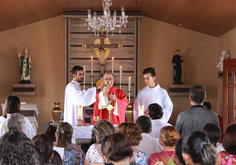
[91,86,129,125]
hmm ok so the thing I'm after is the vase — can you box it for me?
[52,102,61,123]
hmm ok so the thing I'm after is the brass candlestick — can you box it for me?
[91,75,94,87]
[120,82,122,89]
[128,89,131,103]
[105,101,115,122]
[83,82,85,90]
[77,105,83,127]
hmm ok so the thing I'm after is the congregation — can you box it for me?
[0,66,235,165]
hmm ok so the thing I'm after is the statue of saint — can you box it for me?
[172,50,183,84]
[89,46,114,75]
[216,51,230,71]
[18,48,32,84]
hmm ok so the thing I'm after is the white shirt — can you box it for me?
[64,80,96,127]
[133,84,173,122]
[150,119,172,139]
[86,143,104,163]
[0,115,35,139]
[136,133,163,158]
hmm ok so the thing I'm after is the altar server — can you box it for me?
[133,67,173,122]
[64,65,96,127]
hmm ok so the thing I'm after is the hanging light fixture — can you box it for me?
[85,0,128,39]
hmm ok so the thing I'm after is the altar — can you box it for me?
[72,125,94,143]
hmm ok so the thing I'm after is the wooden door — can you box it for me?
[223,59,236,133]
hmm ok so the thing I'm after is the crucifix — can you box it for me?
[82,29,123,75]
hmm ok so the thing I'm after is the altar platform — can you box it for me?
[72,125,94,143]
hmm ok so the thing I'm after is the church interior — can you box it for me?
[0,0,236,134]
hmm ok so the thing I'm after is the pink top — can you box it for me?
[148,151,174,165]
[221,151,236,165]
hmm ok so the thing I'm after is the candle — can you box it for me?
[120,66,122,83]
[78,105,83,120]
[91,56,93,75]
[112,57,114,74]
[128,76,131,90]
[83,65,86,83]
[138,105,144,116]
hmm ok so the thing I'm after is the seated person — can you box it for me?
[203,123,224,154]
[0,130,40,164]
[136,115,162,158]
[33,134,62,164]
[182,131,216,165]
[7,113,25,132]
[173,138,186,165]
[148,126,179,165]
[85,119,116,165]
[93,133,133,165]
[45,126,57,146]
[0,96,35,139]
[56,122,85,165]
[148,103,172,139]
[117,122,148,165]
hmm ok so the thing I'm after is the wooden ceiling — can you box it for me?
[1,0,236,37]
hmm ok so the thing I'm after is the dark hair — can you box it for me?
[189,85,206,104]
[160,126,178,147]
[148,103,163,119]
[116,122,142,146]
[45,126,57,142]
[49,150,62,165]
[143,67,156,77]
[72,65,83,75]
[33,134,53,164]
[182,131,216,165]
[101,133,133,162]
[203,102,212,109]
[175,138,186,165]
[136,115,152,133]
[5,96,21,116]
[223,124,236,154]
[56,122,73,149]
[203,123,221,147]
[0,130,40,164]
[92,119,116,144]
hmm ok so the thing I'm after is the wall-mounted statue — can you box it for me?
[172,49,183,84]
[216,51,230,71]
[18,48,32,84]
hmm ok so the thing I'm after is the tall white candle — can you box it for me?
[138,105,144,116]
[128,76,131,90]
[91,56,93,75]
[120,66,122,83]
[78,105,83,120]
[112,57,114,74]
[83,65,86,83]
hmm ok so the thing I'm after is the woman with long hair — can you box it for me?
[182,131,216,165]
[56,122,84,165]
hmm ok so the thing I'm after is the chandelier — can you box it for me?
[85,0,128,39]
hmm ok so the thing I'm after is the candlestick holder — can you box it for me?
[90,75,94,87]
[83,82,85,90]
[128,89,131,103]
[120,82,122,89]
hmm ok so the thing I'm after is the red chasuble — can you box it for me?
[91,86,129,125]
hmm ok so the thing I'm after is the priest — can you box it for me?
[64,65,96,127]
[91,72,129,125]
